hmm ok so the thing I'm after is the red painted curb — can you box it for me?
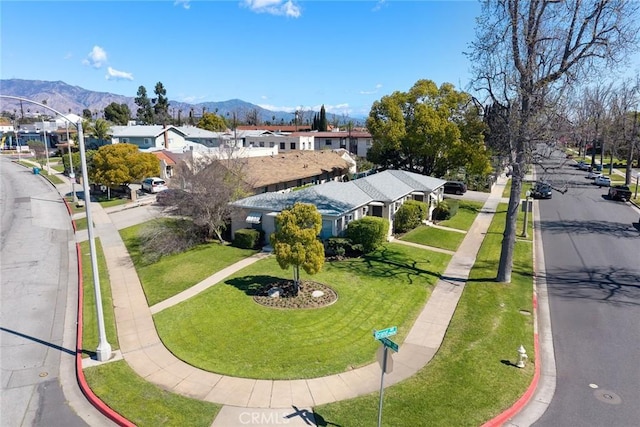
[74,243,136,427]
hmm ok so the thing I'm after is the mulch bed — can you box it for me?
[253,280,338,309]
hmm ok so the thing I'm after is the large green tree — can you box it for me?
[197,112,227,131]
[366,79,488,177]
[90,143,159,190]
[270,203,325,295]
[104,102,131,125]
[153,82,170,125]
[135,85,154,125]
[85,118,111,143]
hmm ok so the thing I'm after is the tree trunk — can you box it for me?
[294,265,300,295]
[496,161,523,283]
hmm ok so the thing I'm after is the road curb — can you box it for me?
[74,242,135,427]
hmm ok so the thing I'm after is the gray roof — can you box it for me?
[176,126,221,138]
[232,169,447,217]
[110,125,187,138]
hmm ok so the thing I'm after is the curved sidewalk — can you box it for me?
[82,176,507,414]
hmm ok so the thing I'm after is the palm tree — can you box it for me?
[86,118,111,144]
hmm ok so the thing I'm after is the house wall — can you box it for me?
[245,135,315,152]
[257,169,346,194]
[113,130,188,150]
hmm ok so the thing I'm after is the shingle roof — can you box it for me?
[237,151,351,188]
[231,169,447,217]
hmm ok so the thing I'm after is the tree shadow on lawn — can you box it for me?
[224,275,285,296]
[330,245,444,285]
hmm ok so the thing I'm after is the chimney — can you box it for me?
[163,125,169,149]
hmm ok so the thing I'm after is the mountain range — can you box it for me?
[0,79,357,124]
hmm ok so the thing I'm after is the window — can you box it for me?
[269,142,275,148]
[290,142,296,149]
[144,137,152,146]
[259,141,265,147]
[302,142,306,149]
[280,142,285,150]
[325,139,332,146]
[122,138,129,143]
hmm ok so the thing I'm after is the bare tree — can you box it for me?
[469,0,639,283]
[167,153,253,243]
[607,78,640,183]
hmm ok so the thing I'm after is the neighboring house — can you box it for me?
[237,125,313,133]
[311,130,374,158]
[228,150,354,194]
[110,125,189,151]
[177,126,228,147]
[244,131,315,153]
[151,150,186,179]
[230,169,447,245]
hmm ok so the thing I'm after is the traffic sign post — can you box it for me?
[374,327,399,427]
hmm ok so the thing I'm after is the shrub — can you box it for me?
[345,216,389,253]
[233,228,262,249]
[325,237,363,258]
[394,200,428,233]
[433,200,459,221]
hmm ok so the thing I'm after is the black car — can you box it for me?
[532,182,552,199]
[443,181,467,195]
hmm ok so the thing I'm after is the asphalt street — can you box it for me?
[532,153,640,427]
[0,158,110,427]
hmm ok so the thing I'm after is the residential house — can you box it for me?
[110,125,189,151]
[230,169,447,245]
[312,130,374,158]
[244,131,315,153]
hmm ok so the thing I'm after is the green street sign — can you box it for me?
[378,337,399,353]
[374,326,397,340]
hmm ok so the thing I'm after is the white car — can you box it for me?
[594,175,611,187]
[587,170,602,179]
[141,177,168,193]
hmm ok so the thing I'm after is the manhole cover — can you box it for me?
[594,389,621,405]
[39,372,48,377]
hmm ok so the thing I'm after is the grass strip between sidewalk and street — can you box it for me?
[80,239,119,355]
[84,360,220,427]
[313,203,534,426]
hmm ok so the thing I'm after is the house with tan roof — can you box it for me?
[230,169,447,245]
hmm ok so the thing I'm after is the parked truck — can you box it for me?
[607,185,632,201]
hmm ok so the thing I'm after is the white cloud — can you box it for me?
[174,0,190,10]
[177,95,207,103]
[257,104,296,113]
[105,67,133,81]
[372,0,387,12]
[242,0,301,18]
[359,83,383,95]
[83,45,107,68]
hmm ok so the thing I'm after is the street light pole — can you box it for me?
[521,190,532,238]
[42,120,50,173]
[77,120,112,361]
[66,121,78,205]
[0,95,111,362]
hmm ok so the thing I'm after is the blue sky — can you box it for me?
[1,1,483,116]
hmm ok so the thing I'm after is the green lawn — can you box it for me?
[80,239,119,355]
[400,226,465,251]
[75,217,90,231]
[154,243,451,379]
[438,200,484,230]
[314,204,534,426]
[120,222,258,305]
[84,361,220,427]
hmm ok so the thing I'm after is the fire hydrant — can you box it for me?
[516,345,528,368]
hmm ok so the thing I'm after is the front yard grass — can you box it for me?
[84,361,220,427]
[314,204,534,426]
[438,200,484,230]
[400,226,465,251]
[120,221,258,306]
[154,243,451,379]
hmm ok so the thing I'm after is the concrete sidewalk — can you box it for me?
[68,173,509,427]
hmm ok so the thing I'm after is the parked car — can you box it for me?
[594,175,611,187]
[608,185,632,201]
[577,161,590,171]
[532,182,553,199]
[587,170,602,179]
[141,177,168,193]
[443,181,467,195]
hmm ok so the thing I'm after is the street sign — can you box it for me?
[378,337,399,353]
[373,326,397,340]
